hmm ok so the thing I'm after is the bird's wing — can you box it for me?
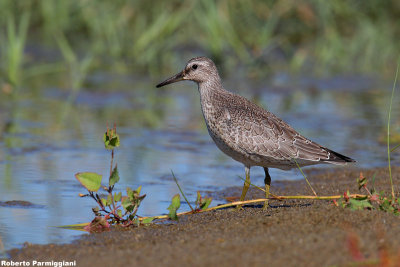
[220,95,335,163]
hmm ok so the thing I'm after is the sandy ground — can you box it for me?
[7,167,400,267]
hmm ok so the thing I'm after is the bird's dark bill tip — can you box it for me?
[156,80,170,88]
[156,71,184,88]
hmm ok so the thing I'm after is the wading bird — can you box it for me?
[156,57,355,208]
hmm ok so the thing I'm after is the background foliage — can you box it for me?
[0,0,399,84]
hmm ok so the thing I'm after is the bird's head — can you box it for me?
[156,57,219,88]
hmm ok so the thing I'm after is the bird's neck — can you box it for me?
[197,78,226,122]
[197,78,224,98]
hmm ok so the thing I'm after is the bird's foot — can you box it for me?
[262,200,269,210]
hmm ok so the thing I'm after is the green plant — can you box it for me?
[166,172,212,221]
[67,123,215,231]
[75,124,152,232]
[1,0,399,75]
[336,173,400,214]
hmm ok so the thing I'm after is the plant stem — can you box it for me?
[171,170,194,212]
[67,193,370,230]
[293,158,317,196]
[138,194,367,221]
[110,149,114,178]
[387,57,400,199]
[362,185,373,197]
[109,149,117,211]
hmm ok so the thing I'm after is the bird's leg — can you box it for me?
[240,166,251,201]
[263,167,271,209]
[237,166,250,210]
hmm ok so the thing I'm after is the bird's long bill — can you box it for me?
[156,71,184,88]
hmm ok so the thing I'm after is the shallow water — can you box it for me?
[0,71,399,251]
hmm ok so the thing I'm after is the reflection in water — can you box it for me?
[0,73,399,251]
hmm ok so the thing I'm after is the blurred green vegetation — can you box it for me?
[0,0,399,90]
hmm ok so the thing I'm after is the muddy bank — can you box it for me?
[7,167,400,267]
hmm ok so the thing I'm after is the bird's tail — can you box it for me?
[323,148,356,165]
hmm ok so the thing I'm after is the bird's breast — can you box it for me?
[200,99,254,165]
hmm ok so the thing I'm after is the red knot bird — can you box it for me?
[156,56,355,208]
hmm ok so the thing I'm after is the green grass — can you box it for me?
[0,0,399,87]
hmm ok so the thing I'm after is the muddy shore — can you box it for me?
[7,167,400,267]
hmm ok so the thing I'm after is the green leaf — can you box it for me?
[200,197,212,210]
[379,198,394,213]
[141,217,154,225]
[121,196,133,212]
[357,174,367,190]
[57,222,89,231]
[114,192,122,202]
[101,198,107,207]
[117,209,122,218]
[195,191,201,208]
[110,135,120,148]
[75,172,102,192]
[167,194,181,221]
[126,187,134,200]
[135,186,142,196]
[348,198,373,210]
[107,194,112,206]
[103,131,120,150]
[109,165,120,187]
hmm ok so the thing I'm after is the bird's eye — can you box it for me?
[192,64,198,70]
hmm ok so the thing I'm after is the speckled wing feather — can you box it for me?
[208,90,352,169]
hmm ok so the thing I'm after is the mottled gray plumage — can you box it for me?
[157,56,355,207]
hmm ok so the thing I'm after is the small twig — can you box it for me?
[95,193,104,209]
[110,150,114,177]
[171,170,194,212]
[108,155,116,212]
[270,194,366,200]
[70,193,370,230]
[138,194,367,222]
[293,158,317,196]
